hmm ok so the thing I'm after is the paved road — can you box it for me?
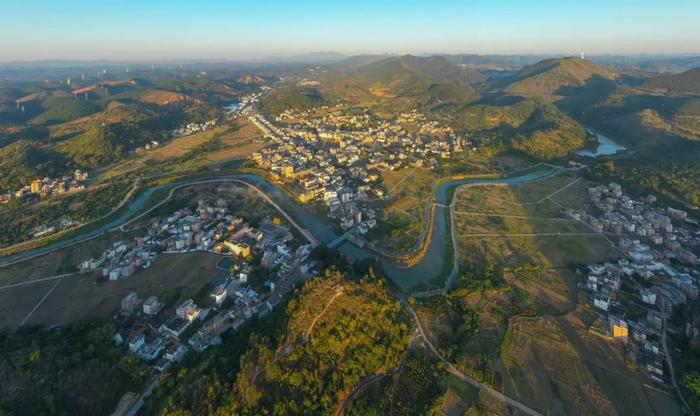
[0,272,81,291]
[117,178,319,246]
[458,232,603,237]
[0,179,141,257]
[405,300,543,416]
[19,277,63,326]
[662,316,695,416]
[453,211,577,221]
[126,377,158,416]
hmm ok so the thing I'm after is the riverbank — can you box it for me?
[1,166,562,291]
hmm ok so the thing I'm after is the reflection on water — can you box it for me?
[576,129,626,157]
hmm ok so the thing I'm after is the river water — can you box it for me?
[575,129,626,158]
[1,168,559,290]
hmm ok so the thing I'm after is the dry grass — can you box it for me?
[21,252,221,327]
[138,89,191,106]
[499,310,661,416]
[0,279,59,328]
[101,117,264,179]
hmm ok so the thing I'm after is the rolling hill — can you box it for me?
[0,140,61,190]
[451,97,588,159]
[642,67,700,95]
[361,55,484,93]
[260,86,327,115]
[29,97,102,125]
[56,121,164,168]
[504,57,619,99]
[47,101,160,140]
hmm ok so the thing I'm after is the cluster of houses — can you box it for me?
[170,91,262,138]
[296,79,321,87]
[249,106,470,234]
[585,259,685,383]
[105,198,315,371]
[0,170,88,204]
[574,183,700,383]
[79,197,312,283]
[171,119,218,138]
[566,182,699,266]
[114,282,268,372]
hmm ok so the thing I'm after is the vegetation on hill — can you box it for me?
[29,97,102,125]
[511,102,587,159]
[588,148,700,209]
[364,55,484,87]
[347,349,447,416]
[57,121,165,168]
[141,298,289,416]
[642,67,700,94]
[47,101,162,140]
[452,98,587,159]
[0,320,148,416]
[0,140,60,190]
[224,269,408,415]
[359,55,481,103]
[261,86,327,115]
[142,268,409,416]
[504,57,618,98]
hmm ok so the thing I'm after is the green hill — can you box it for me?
[364,55,485,85]
[361,55,483,97]
[29,97,102,125]
[0,140,60,190]
[452,98,587,159]
[224,270,408,415]
[56,121,163,168]
[260,86,327,115]
[642,67,700,94]
[512,101,587,159]
[504,57,618,98]
[47,101,161,140]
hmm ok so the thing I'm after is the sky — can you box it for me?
[1,0,699,61]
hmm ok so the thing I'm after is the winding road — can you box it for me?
[0,168,561,291]
[404,299,543,416]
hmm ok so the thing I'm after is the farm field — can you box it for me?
[372,166,439,251]
[0,182,281,329]
[497,307,675,416]
[454,171,618,272]
[0,279,60,328]
[0,232,130,287]
[3,251,221,329]
[411,171,681,416]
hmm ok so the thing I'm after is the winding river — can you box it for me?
[0,168,559,291]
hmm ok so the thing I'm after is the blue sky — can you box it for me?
[1,0,699,61]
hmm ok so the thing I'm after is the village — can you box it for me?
[250,106,471,235]
[0,169,88,204]
[170,90,262,138]
[570,182,700,384]
[77,196,315,371]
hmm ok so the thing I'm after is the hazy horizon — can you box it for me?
[2,0,700,62]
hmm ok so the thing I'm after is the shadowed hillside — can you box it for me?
[642,67,700,95]
[504,57,619,99]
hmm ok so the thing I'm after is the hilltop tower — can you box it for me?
[580,52,585,60]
